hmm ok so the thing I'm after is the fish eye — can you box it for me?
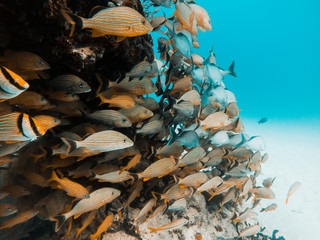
[84,194,88,198]
[53,119,58,123]
[32,211,36,215]
[123,139,127,143]
[134,102,137,105]
[40,97,45,101]
[38,60,44,65]
[7,208,11,212]
[141,19,146,25]
[79,82,84,88]
[121,119,127,123]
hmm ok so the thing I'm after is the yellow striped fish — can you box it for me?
[148,218,189,233]
[137,156,178,181]
[91,170,133,183]
[160,185,193,203]
[136,119,163,135]
[63,6,152,39]
[0,66,29,102]
[0,112,45,142]
[47,170,89,199]
[98,94,137,109]
[126,60,152,80]
[75,210,97,238]
[0,210,39,229]
[53,187,120,231]
[83,109,132,128]
[62,130,134,153]
[118,106,153,123]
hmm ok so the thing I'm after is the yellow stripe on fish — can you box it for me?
[0,112,45,142]
[90,214,114,240]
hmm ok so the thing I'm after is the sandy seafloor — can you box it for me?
[242,117,320,240]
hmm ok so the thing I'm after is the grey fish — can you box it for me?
[49,75,91,94]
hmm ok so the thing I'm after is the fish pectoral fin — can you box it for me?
[74,214,81,219]
[116,36,126,42]
[176,24,184,31]
[143,177,151,181]
[91,29,105,38]
[57,185,63,190]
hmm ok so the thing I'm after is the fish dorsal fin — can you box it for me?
[88,6,108,18]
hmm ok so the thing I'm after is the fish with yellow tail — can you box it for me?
[47,170,89,199]
[148,217,189,233]
[199,111,231,131]
[136,156,178,181]
[238,224,260,238]
[0,112,45,142]
[90,214,114,240]
[173,0,197,35]
[75,210,97,238]
[62,6,152,40]
[0,210,39,229]
[0,66,29,102]
[62,130,134,153]
[286,181,301,204]
[188,2,212,32]
[119,153,142,174]
[53,187,120,232]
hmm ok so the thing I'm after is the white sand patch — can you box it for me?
[242,117,320,240]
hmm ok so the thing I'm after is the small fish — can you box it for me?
[260,153,269,163]
[0,66,29,101]
[148,217,188,233]
[92,170,133,183]
[205,61,236,86]
[0,113,45,142]
[140,97,159,111]
[24,171,48,187]
[41,89,79,102]
[170,76,193,95]
[62,6,152,39]
[286,181,301,204]
[208,131,230,146]
[0,154,17,166]
[250,187,275,202]
[54,187,121,231]
[174,0,197,35]
[169,129,200,148]
[33,115,61,132]
[262,177,276,188]
[124,180,143,209]
[171,28,193,58]
[133,198,156,225]
[0,203,17,217]
[225,102,240,117]
[173,100,194,117]
[197,176,223,193]
[83,109,132,128]
[177,147,206,167]
[40,157,77,171]
[137,156,178,181]
[189,54,204,67]
[151,0,172,8]
[199,112,231,130]
[235,133,266,152]
[160,185,193,202]
[8,90,49,109]
[120,153,142,174]
[174,172,208,188]
[0,209,39,229]
[62,130,134,153]
[119,105,154,123]
[258,117,268,124]
[126,60,152,80]
[238,224,260,238]
[217,187,237,212]
[0,185,30,198]
[0,50,50,71]
[227,147,253,161]
[189,3,212,31]
[47,170,89,199]
[136,119,164,135]
[90,214,114,240]
[177,89,201,105]
[168,198,187,211]
[99,94,137,109]
[49,74,91,94]
[233,207,257,223]
[75,210,97,238]
[261,203,278,212]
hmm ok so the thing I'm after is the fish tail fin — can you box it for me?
[234,133,246,148]
[61,9,84,37]
[151,191,161,206]
[172,174,180,185]
[285,197,289,205]
[53,215,67,232]
[98,94,109,106]
[168,126,177,146]
[147,227,157,233]
[89,234,96,240]
[227,61,237,77]
[75,228,81,238]
[47,170,59,183]
[61,137,78,154]
[95,73,110,95]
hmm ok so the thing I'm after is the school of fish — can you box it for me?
[0,0,291,239]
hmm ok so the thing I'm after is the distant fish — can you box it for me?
[174,0,197,35]
[168,198,187,211]
[62,6,152,40]
[151,0,172,8]
[286,181,301,204]
[133,198,156,225]
[260,203,278,212]
[90,214,114,240]
[0,190,9,200]
[75,210,97,238]
[238,224,260,238]
[258,117,268,124]
[0,66,29,102]
[98,94,137,109]
[47,170,89,199]
[49,75,91,94]
[24,171,48,187]
[136,119,164,136]
[0,113,45,142]
[199,112,231,130]
[168,129,200,148]
[0,50,50,71]
[262,177,276,188]
[148,217,188,233]
[174,172,208,188]
[92,170,133,183]
[126,60,152,80]
[54,187,121,231]
[119,106,154,123]
[0,209,39,229]
[0,203,17,217]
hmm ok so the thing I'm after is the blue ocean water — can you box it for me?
[152,0,320,121]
